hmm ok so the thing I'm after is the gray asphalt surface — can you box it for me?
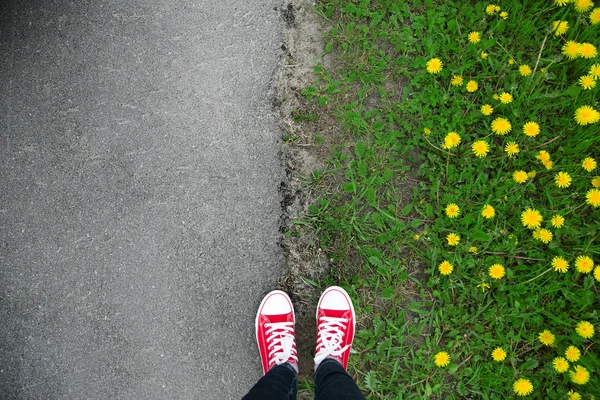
[0,0,284,398]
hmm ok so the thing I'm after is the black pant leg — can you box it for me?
[242,363,298,400]
[313,358,365,400]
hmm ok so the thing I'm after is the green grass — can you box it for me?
[297,0,600,398]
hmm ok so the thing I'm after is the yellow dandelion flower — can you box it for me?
[442,132,461,149]
[578,42,598,58]
[499,92,513,104]
[481,51,488,59]
[553,357,570,373]
[551,214,565,228]
[492,117,511,135]
[574,0,594,13]
[562,41,581,59]
[552,20,569,35]
[513,170,528,183]
[438,260,454,275]
[576,321,595,338]
[466,80,478,92]
[472,140,489,157]
[481,204,495,219]
[413,234,420,240]
[508,58,515,65]
[538,330,555,346]
[489,264,505,279]
[591,7,600,24]
[579,75,596,90]
[491,347,507,361]
[590,63,600,78]
[445,203,460,218]
[570,365,590,385]
[446,233,460,246]
[555,0,570,5]
[535,228,553,244]
[477,281,490,292]
[469,246,478,253]
[552,256,569,273]
[575,255,594,273]
[527,171,536,179]
[555,171,572,188]
[519,65,532,76]
[582,157,597,172]
[568,390,582,400]
[534,229,554,244]
[451,75,464,86]
[481,104,494,115]
[468,31,481,43]
[594,265,600,281]
[586,188,600,207]
[536,150,551,162]
[521,208,542,229]
[523,121,540,137]
[565,346,581,362]
[500,11,508,19]
[486,4,498,14]
[434,351,450,367]
[593,177,600,187]
[426,58,443,74]
[574,105,600,125]
[543,160,554,170]
[423,127,432,135]
[505,142,519,156]
[513,378,533,397]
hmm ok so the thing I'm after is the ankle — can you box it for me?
[314,355,343,371]
[270,360,299,374]
[287,360,299,373]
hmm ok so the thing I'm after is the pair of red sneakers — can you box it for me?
[255,286,356,374]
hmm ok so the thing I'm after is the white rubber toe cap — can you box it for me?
[261,290,293,315]
[319,287,351,310]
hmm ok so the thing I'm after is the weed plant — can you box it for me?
[301,0,600,398]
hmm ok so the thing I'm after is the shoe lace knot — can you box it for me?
[265,321,297,367]
[314,316,350,365]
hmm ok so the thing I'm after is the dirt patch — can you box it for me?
[272,0,341,387]
[280,3,296,28]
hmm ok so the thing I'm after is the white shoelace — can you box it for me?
[314,316,350,365]
[265,321,297,366]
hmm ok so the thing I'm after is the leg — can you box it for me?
[242,362,298,400]
[314,358,364,400]
[242,290,299,400]
[313,286,365,400]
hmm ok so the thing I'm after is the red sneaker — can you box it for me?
[255,290,298,374]
[314,286,356,370]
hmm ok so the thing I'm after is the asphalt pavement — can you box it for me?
[0,0,284,398]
